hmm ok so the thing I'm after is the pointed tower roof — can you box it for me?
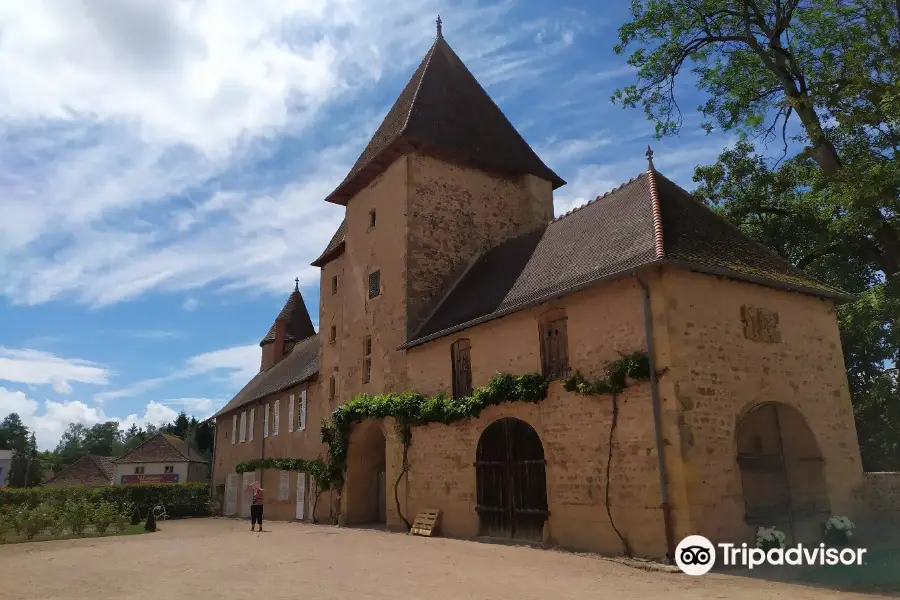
[259,279,316,346]
[324,21,565,205]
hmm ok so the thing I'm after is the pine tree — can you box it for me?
[144,510,157,532]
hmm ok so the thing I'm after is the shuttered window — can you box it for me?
[288,394,295,432]
[249,408,255,441]
[273,399,280,436]
[263,404,270,438]
[451,338,473,397]
[239,411,247,443]
[368,270,380,298]
[299,390,307,431]
[539,308,570,380]
[231,414,237,444]
[279,471,290,501]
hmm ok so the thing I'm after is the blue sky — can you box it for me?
[0,0,736,450]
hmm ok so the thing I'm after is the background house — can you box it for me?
[0,449,13,488]
[42,454,115,488]
[114,433,208,484]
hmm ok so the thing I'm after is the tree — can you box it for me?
[7,431,41,488]
[0,413,29,451]
[82,421,122,456]
[613,0,900,276]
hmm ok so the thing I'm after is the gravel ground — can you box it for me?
[0,518,892,600]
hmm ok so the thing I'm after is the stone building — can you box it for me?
[211,23,890,558]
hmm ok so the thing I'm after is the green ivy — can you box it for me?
[563,351,651,396]
[234,352,653,504]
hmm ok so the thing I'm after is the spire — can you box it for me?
[646,145,655,171]
[259,281,316,346]
[323,29,565,205]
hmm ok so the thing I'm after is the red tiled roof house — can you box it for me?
[114,433,208,485]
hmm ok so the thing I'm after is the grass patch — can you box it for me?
[1,524,151,545]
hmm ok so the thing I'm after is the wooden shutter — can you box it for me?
[279,470,290,501]
[249,408,255,441]
[273,400,280,436]
[231,414,237,444]
[539,309,569,379]
[295,472,307,520]
[225,473,239,516]
[288,394,295,432]
[239,411,246,443]
[300,390,307,431]
[451,339,472,397]
[263,404,269,438]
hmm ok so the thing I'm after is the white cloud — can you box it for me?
[182,297,199,311]
[0,347,109,394]
[0,386,181,450]
[94,343,259,403]
[0,1,580,308]
[157,397,217,419]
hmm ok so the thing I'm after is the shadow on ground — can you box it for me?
[715,548,900,595]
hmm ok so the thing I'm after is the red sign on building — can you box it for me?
[120,473,180,485]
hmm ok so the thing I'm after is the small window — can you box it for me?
[164,466,174,474]
[330,325,337,344]
[363,336,372,384]
[539,308,570,380]
[134,466,145,475]
[369,209,376,229]
[329,375,336,399]
[331,275,338,294]
[451,338,473,397]
[368,270,380,298]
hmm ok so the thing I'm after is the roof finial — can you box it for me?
[646,145,655,171]
[436,15,443,39]
[294,277,299,291]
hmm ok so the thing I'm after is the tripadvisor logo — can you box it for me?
[675,535,867,576]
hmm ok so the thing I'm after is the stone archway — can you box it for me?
[475,417,549,541]
[344,421,387,526]
[736,402,830,543]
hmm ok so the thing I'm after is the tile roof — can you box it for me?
[116,432,207,464]
[41,454,115,487]
[324,34,564,206]
[211,334,320,419]
[406,170,849,347]
[311,219,346,267]
[260,282,316,345]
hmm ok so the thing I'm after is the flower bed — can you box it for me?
[0,500,144,544]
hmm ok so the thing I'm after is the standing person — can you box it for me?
[246,481,265,531]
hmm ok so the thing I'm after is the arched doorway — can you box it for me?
[736,402,830,543]
[475,417,549,541]
[344,422,387,526]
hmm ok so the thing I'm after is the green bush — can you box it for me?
[92,502,119,535]
[63,500,92,536]
[23,504,55,540]
[0,483,210,519]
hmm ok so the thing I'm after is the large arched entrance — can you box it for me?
[475,417,549,541]
[344,421,387,526]
[736,402,830,543]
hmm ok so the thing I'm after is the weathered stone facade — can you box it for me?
[211,30,887,559]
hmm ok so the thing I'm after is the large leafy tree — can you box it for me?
[613,0,900,276]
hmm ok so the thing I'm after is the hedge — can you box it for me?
[0,483,210,519]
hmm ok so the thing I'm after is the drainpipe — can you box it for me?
[634,271,676,562]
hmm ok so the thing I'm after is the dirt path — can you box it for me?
[0,519,892,599]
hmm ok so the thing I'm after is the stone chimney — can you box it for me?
[273,318,286,364]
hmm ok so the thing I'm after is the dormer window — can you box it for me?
[369,209,376,229]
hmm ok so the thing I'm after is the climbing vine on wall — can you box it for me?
[234,350,656,537]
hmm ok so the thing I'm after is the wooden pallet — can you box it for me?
[410,508,441,537]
